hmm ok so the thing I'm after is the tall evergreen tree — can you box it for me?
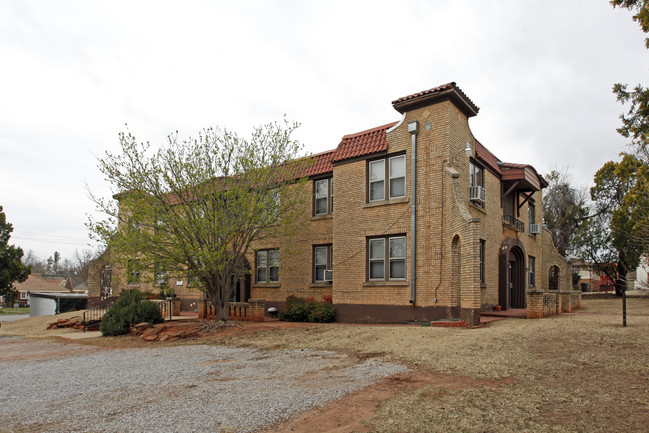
[0,206,31,306]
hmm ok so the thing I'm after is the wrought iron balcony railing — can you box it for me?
[502,214,525,232]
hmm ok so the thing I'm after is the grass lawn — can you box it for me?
[0,307,29,314]
[2,297,648,432]
[205,296,649,433]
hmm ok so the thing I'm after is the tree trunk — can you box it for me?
[205,276,231,322]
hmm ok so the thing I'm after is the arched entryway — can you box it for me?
[451,235,461,307]
[229,258,251,302]
[549,265,560,291]
[499,238,526,309]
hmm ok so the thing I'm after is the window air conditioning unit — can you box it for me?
[470,186,486,203]
[529,224,542,234]
[324,270,333,282]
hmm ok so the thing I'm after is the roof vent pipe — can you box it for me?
[408,121,419,304]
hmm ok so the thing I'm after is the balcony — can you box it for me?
[503,214,524,232]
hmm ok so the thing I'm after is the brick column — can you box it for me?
[197,299,208,319]
[248,299,266,322]
[527,290,544,319]
[169,298,181,316]
[559,291,572,313]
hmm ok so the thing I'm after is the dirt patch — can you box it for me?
[262,368,515,433]
[3,298,649,432]
[0,337,109,363]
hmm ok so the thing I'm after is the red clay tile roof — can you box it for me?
[332,122,398,163]
[392,82,457,105]
[392,82,479,117]
[303,149,335,177]
[474,140,502,175]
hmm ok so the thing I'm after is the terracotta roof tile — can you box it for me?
[303,149,335,177]
[332,122,398,163]
[392,82,479,116]
[474,140,502,175]
[391,82,457,105]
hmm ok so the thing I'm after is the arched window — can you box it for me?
[549,265,560,291]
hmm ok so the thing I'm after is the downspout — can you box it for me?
[408,121,419,304]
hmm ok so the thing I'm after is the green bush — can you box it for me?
[100,289,164,336]
[307,302,336,323]
[279,295,335,323]
[279,295,308,322]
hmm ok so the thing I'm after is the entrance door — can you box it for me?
[507,262,514,308]
[509,252,526,308]
[499,241,526,309]
[229,273,251,302]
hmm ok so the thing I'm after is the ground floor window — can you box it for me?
[368,235,406,281]
[127,260,141,285]
[256,249,279,283]
[479,239,486,284]
[313,244,333,282]
[528,256,536,287]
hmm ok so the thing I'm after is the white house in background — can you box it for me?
[628,256,649,291]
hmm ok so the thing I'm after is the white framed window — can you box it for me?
[479,239,486,284]
[155,262,168,286]
[389,155,406,198]
[313,245,333,282]
[529,256,536,287]
[369,238,385,279]
[368,235,407,281]
[369,155,406,202]
[369,160,385,201]
[314,178,333,215]
[20,292,27,300]
[470,162,486,205]
[127,260,141,285]
[256,249,279,283]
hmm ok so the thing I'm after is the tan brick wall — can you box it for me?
[102,89,576,322]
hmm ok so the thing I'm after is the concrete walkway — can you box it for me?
[0,314,30,322]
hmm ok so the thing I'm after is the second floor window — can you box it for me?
[529,202,536,225]
[369,155,406,202]
[470,162,485,205]
[256,249,279,283]
[314,178,333,215]
[470,162,484,188]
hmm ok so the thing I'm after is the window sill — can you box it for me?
[252,283,281,288]
[363,280,409,287]
[311,214,333,221]
[469,201,487,214]
[480,283,487,289]
[309,282,332,288]
[363,197,409,209]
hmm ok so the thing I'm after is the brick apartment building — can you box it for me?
[89,83,580,324]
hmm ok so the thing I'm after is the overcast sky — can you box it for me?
[1,0,647,260]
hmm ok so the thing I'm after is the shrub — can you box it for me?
[307,301,335,323]
[279,295,308,322]
[279,295,335,323]
[100,289,164,336]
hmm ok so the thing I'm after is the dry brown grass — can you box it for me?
[0,310,87,339]
[205,297,649,432]
[4,298,649,432]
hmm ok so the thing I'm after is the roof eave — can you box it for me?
[392,87,479,118]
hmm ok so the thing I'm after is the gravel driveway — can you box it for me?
[0,336,406,432]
